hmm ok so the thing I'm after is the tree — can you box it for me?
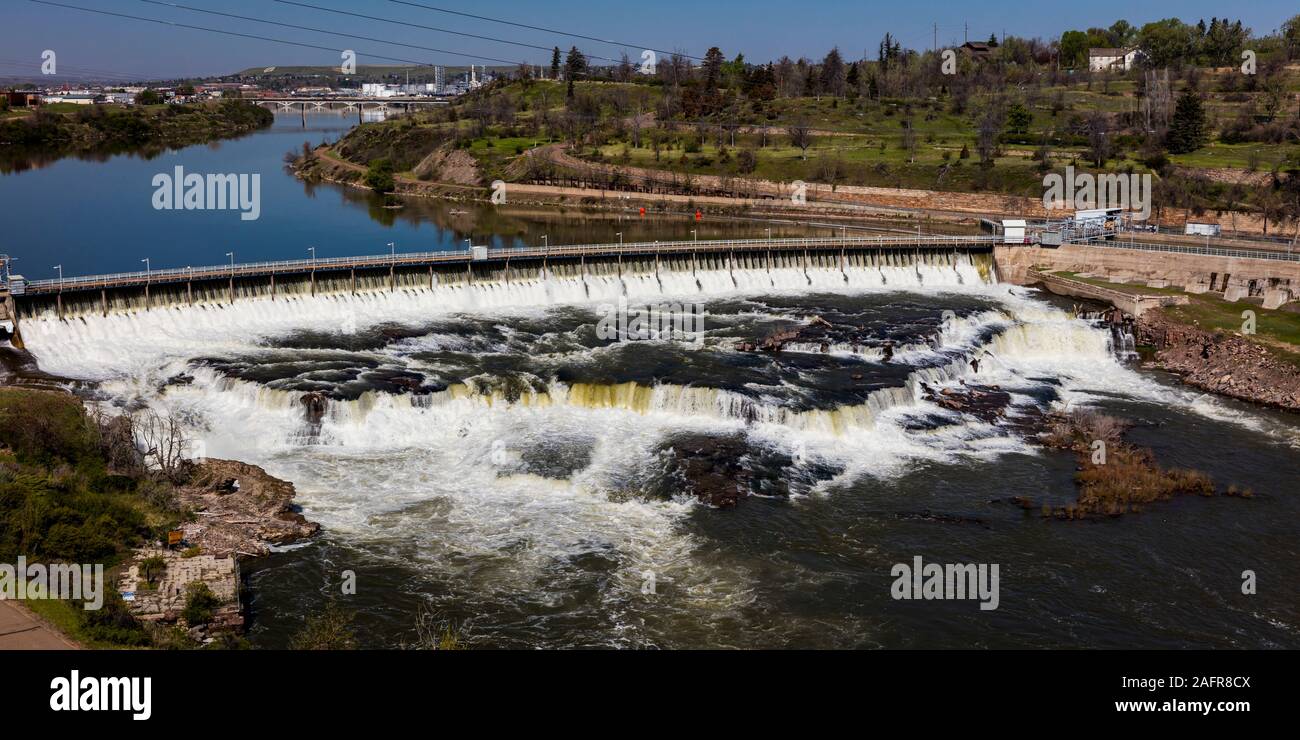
[820,47,846,97]
[135,88,163,105]
[550,47,561,79]
[1005,104,1033,136]
[1137,18,1197,68]
[1107,20,1137,48]
[131,408,192,484]
[788,119,813,160]
[878,33,901,74]
[1283,14,1300,60]
[1086,111,1112,166]
[563,46,588,81]
[1165,89,1207,154]
[702,47,725,90]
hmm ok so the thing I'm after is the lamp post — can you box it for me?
[226,252,235,275]
[53,264,63,290]
[541,235,548,249]
[388,242,395,261]
[141,258,150,276]
[308,246,316,267]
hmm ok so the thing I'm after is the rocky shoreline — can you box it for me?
[177,458,320,559]
[1134,310,1300,413]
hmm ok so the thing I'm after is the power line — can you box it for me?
[274,0,616,63]
[138,1,526,66]
[385,0,704,62]
[0,57,155,82]
[27,0,526,69]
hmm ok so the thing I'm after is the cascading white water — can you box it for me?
[27,256,1294,617]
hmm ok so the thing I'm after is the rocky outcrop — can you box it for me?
[176,459,320,558]
[1136,311,1300,412]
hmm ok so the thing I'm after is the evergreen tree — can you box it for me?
[820,47,846,97]
[550,47,562,79]
[563,46,588,81]
[1165,89,1207,154]
[702,47,725,90]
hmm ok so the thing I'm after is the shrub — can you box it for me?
[364,158,396,193]
[181,582,220,625]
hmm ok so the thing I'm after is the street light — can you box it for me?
[388,242,396,261]
[308,246,316,267]
[53,264,63,289]
[226,252,235,275]
[541,235,548,249]
[141,258,150,275]
[616,231,623,247]
[691,229,697,242]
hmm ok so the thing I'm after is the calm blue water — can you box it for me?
[0,111,832,282]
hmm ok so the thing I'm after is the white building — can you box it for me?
[1088,48,1138,72]
[361,83,400,98]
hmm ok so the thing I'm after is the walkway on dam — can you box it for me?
[16,234,1002,296]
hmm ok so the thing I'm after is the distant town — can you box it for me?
[2,63,507,107]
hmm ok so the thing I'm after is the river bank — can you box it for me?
[1135,309,1300,412]
[0,100,273,171]
[0,381,318,647]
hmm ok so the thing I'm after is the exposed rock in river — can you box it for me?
[177,459,319,558]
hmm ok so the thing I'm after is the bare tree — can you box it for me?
[132,408,194,484]
[788,119,814,160]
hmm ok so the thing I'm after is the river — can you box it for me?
[5,111,1299,649]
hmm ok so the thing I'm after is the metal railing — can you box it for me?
[1067,234,1300,263]
[19,234,1001,294]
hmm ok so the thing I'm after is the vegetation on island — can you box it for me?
[1040,410,1248,518]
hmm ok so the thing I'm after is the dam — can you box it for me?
[8,234,1001,327]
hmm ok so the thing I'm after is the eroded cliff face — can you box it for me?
[1136,310,1300,412]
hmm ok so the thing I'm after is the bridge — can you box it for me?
[252,97,451,113]
[14,234,1002,299]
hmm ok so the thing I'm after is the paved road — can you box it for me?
[0,600,79,650]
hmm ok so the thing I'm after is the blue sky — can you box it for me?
[5,0,1298,79]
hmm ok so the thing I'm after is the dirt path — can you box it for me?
[0,600,80,650]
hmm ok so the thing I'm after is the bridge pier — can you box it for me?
[389,263,395,292]
[228,275,233,305]
[101,288,107,317]
[270,273,276,301]
[428,265,434,290]
[56,291,62,320]
[350,267,356,295]
[310,270,315,296]
[187,281,193,306]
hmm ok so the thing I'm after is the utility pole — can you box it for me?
[934,23,938,53]
[964,22,968,44]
